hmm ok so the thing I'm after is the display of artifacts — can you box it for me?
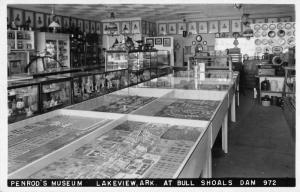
[154,99,220,121]
[93,73,107,96]
[208,21,219,33]
[168,23,176,34]
[254,18,265,23]
[188,22,197,34]
[279,16,292,22]
[90,21,96,33]
[158,23,167,35]
[155,38,162,45]
[121,21,130,34]
[24,11,34,28]
[29,121,202,179]
[267,17,278,23]
[219,20,230,33]
[96,22,101,34]
[84,20,90,33]
[77,19,83,32]
[8,115,111,173]
[146,38,154,47]
[177,22,187,34]
[131,21,141,34]
[198,21,208,33]
[12,9,23,27]
[231,19,241,32]
[163,38,171,47]
[62,16,70,29]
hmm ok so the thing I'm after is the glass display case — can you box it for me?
[85,33,101,66]
[70,33,85,68]
[71,72,96,103]
[40,76,72,112]
[8,80,39,124]
[128,50,157,70]
[7,30,34,51]
[105,50,128,71]
[283,66,295,132]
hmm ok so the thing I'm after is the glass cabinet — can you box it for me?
[105,50,128,71]
[128,50,157,70]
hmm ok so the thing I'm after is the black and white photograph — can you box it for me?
[1,1,297,192]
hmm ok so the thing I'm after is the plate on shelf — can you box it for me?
[263,46,272,53]
[255,47,262,53]
[287,37,295,46]
[262,31,268,37]
[254,24,261,31]
[285,23,292,30]
[278,38,286,46]
[262,39,268,45]
[277,29,285,37]
[268,30,276,38]
[255,39,262,45]
[262,24,268,30]
[277,23,284,30]
[254,32,261,38]
[286,31,292,36]
[268,39,277,46]
[269,24,276,30]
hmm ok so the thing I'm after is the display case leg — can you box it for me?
[231,93,236,122]
[222,112,228,153]
[202,151,212,178]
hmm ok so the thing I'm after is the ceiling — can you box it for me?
[8,4,295,22]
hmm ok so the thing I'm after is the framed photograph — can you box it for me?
[84,20,90,33]
[54,16,62,27]
[255,18,265,23]
[267,17,278,23]
[198,22,208,33]
[147,22,151,35]
[96,22,101,34]
[121,21,130,34]
[168,23,176,34]
[24,11,34,28]
[219,20,230,33]
[77,19,83,32]
[103,23,109,34]
[90,21,96,33]
[208,21,219,33]
[63,17,70,29]
[71,18,77,28]
[146,38,154,46]
[158,23,167,35]
[178,23,187,34]
[279,16,292,22]
[155,38,162,45]
[35,13,45,29]
[45,14,52,28]
[12,9,23,27]
[242,19,254,31]
[188,22,197,34]
[131,20,140,34]
[231,19,241,32]
[142,20,146,34]
[7,7,11,24]
[163,38,171,47]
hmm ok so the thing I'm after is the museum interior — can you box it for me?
[5,3,295,179]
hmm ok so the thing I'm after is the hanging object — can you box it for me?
[48,5,60,32]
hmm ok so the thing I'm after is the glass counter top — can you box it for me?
[29,120,202,179]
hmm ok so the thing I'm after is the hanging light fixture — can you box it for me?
[49,4,60,32]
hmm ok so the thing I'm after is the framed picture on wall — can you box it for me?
[71,18,77,28]
[146,22,150,35]
[219,20,230,33]
[24,11,34,28]
[158,23,167,35]
[178,22,187,34]
[254,18,265,23]
[188,22,197,34]
[231,19,241,32]
[35,13,45,29]
[163,38,171,47]
[12,9,23,27]
[45,14,52,28]
[142,20,146,34]
[54,16,62,27]
[84,20,90,33]
[96,22,101,34]
[146,38,154,46]
[155,38,162,45]
[198,22,208,33]
[168,23,176,34]
[279,16,292,22]
[77,19,83,32]
[63,17,70,29]
[131,20,140,34]
[121,21,130,34]
[267,17,278,23]
[242,18,254,31]
[90,21,96,33]
[208,21,218,33]
[103,23,109,34]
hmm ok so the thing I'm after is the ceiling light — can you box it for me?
[48,5,60,32]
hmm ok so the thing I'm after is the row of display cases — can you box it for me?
[8,67,172,124]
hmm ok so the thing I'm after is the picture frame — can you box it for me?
[12,9,23,27]
[267,17,278,23]
[121,21,130,34]
[24,11,34,28]
[231,19,241,32]
[131,20,140,34]
[254,18,265,23]
[208,21,219,33]
[77,19,83,32]
[71,18,77,28]
[54,16,62,27]
[146,38,154,46]
[158,23,167,35]
[163,38,171,47]
[114,22,120,35]
[146,22,151,35]
[177,22,187,34]
[155,38,162,45]
[90,21,96,33]
[84,20,90,33]
[103,22,109,34]
[35,13,45,29]
[142,20,146,34]
[168,23,177,34]
[198,22,208,33]
[96,22,101,34]
[242,18,254,31]
[45,14,52,28]
[279,16,292,22]
[188,22,197,34]
[219,20,230,33]
[62,17,70,29]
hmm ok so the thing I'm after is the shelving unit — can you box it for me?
[258,75,285,103]
[7,30,35,51]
